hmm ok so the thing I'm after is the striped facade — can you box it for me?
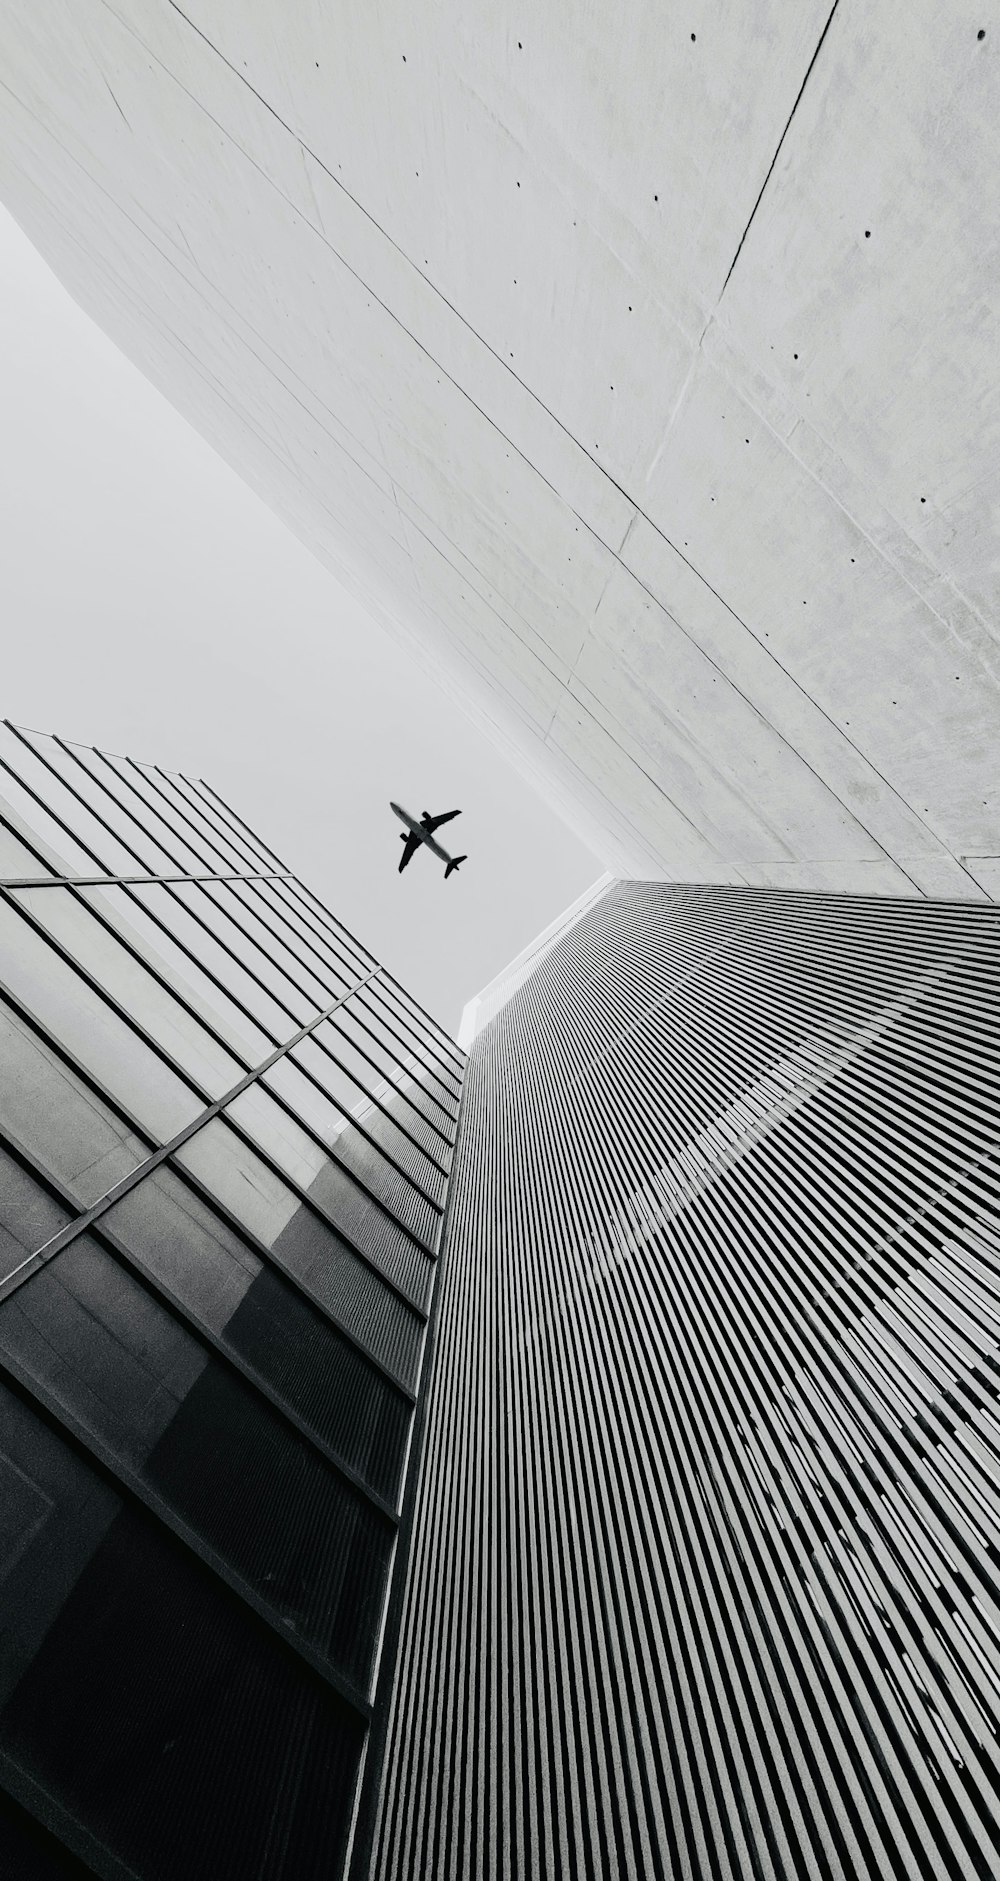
[0,721,464,1879]
[372,880,1000,1881]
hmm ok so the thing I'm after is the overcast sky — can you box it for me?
[0,206,600,1035]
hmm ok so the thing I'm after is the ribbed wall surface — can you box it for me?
[372,881,1000,1881]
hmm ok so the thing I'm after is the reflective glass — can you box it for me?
[146,881,300,1038]
[263,1055,443,1226]
[0,1234,393,1684]
[334,999,458,1123]
[0,740,95,874]
[132,762,248,872]
[366,979,464,1090]
[293,1029,450,1175]
[106,1168,411,1502]
[79,885,270,1065]
[208,882,333,1009]
[174,1119,425,1386]
[311,1015,451,1151]
[250,879,364,989]
[0,816,52,879]
[0,897,203,1143]
[0,1144,70,1285]
[0,1001,149,1206]
[373,976,465,1077]
[275,879,375,977]
[178,775,280,872]
[12,730,146,876]
[227,1082,438,1276]
[13,886,243,1100]
[70,745,205,874]
[0,1383,365,1881]
[175,882,315,1024]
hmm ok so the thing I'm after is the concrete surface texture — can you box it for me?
[1,1,998,897]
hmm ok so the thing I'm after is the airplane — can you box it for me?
[390,801,468,878]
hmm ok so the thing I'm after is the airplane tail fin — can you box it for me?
[445,855,467,880]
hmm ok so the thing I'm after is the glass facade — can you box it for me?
[0,722,465,1879]
[373,880,1000,1881]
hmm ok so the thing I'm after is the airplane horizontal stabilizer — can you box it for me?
[445,855,467,879]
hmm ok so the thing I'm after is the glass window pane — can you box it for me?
[293,1030,450,1177]
[78,885,270,1065]
[10,730,145,876]
[250,879,365,989]
[278,880,376,976]
[0,814,53,879]
[335,1000,458,1124]
[311,1016,452,1153]
[174,882,314,1024]
[174,1118,424,1387]
[68,744,204,874]
[0,1001,150,1205]
[129,761,247,873]
[372,976,465,1077]
[207,882,334,1009]
[0,1235,393,1685]
[0,898,203,1144]
[12,886,243,1100]
[0,1383,365,1881]
[105,1168,411,1502]
[139,881,298,1040]
[226,1083,437,1284]
[0,739,95,875]
[263,1054,443,1224]
[177,775,280,872]
[0,1144,70,1284]
[365,981,464,1093]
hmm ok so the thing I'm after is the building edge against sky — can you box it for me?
[1,4,998,896]
[373,875,1000,1880]
[0,721,466,1879]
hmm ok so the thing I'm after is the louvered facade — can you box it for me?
[0,721,465,1880]
[372,879,1000,1881]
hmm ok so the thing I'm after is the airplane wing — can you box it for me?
[398,832,422,873]
[424,808,460,832]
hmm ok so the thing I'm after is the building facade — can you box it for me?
[0,720,465,1879]
[2,4,999,893]
[373,878,1000,1881]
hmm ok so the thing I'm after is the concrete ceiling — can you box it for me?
[1,1,998,896]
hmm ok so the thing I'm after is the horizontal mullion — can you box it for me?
[0,1351,374,1724]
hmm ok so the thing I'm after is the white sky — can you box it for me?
[0,206,600,1035]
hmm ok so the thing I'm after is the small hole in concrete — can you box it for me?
[516,180,520,188]
[921,496,926,503]
[691,32,696,40]
[864,229,871,238]
[978,28,986,39]
[654,194,659,202]
[628,305,632,312]
[851,557,855,563]
[745,438,750,444]
[518,40,522,49]
[793,352,798,359]
[402,54,406,62]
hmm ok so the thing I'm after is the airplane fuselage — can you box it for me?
[389,801,456,865]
